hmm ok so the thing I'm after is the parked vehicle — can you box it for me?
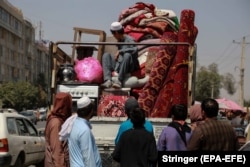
[0,109,45,167]
[1,108,18,113]
[38,108,47,121]
[39,111,47,121]
[19,110,38,125]
[37,128,45,137]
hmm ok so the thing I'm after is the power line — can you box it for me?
[219,52,240,73]
[218,35,250,73]
[213,42,235,64]
[217,44,240,72]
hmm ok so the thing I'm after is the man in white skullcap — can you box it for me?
[63,96,102,167]
[101,21,140,88]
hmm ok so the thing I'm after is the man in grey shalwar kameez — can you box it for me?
[101,21,140,88]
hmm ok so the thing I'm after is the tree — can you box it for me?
[0,81,39,111]
[195,63,222,101]
[244,100,250,106]
[195,63,237,102]
[35,73,48,107]
[35,73,47,92]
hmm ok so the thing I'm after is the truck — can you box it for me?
[48,28,197,165]
[48,8,198,166]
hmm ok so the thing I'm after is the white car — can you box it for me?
[0,109,45,167]
[38,108,47,121]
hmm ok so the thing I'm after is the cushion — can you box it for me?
[97,95,129,117]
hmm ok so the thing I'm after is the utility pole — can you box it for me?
[233,36,249,107]
[240,37,245,107]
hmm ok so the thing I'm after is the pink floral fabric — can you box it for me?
[97,95,129,117]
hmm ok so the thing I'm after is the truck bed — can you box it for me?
[90,116,183,152]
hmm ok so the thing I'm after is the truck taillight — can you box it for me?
[0,138,9,152]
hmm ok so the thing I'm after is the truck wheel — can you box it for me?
[14,156,24,167]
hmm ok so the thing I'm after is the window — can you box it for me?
[19,40,23,49]
[11,34,14,44]
[1,64,5,75]
[14,19,18,31]
[7,118,18,135]
[16,119,29,136]
[11,50,14,62]
[2,9,9,23]
[23,119,37,136]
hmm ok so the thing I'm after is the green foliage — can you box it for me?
[195,64,222,101]
[37,86,47,108]
[0,81,39,111]
[244,99,250,107]
[35,73,47,92]
[35,73,48,107]
[195,63,237,102]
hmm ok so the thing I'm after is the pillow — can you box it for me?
[123,75,149,88]
[112,74,149,89]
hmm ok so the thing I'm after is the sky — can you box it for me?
[7,0,250,102]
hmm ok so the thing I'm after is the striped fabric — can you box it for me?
[187,119,240,151]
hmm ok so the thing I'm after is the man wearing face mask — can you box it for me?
[67,96,102,167]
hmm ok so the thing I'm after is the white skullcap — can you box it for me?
[110,21,123,31]
[77,96,91,109]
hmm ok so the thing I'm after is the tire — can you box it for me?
[13,156,24,167]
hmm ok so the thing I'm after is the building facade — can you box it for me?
[0,0,49,84]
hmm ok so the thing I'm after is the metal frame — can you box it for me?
[48,41,197,111]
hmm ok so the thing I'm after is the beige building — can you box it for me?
[0,0,49,84]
